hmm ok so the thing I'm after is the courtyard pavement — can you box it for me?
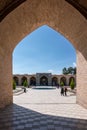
[0,87,87,130]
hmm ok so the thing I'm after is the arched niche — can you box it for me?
[52,77,58,86]
[13,76,19,86]
[21,76,27,85]
[40,76,48,86]
[30,77,36,86]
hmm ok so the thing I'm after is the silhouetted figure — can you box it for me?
[64,86,67,96]
[24,87,26,93]
[57,83,59,89]
[61,87,64,96]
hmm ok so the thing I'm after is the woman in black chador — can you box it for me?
[64,86,67,96]
[60,87,64,96]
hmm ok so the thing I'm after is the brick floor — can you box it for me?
[0,87,87,130]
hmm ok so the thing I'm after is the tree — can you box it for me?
[23,80,28,87]
[70,78,75,90]
[68,67,73,74]
[62,67,76,75]
[62,67,68,74]
[13,80,16,90]
[73,67,76,74]
[60,81,64,86]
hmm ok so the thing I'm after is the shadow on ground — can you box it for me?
[0,104,87,130]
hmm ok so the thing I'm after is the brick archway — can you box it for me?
[13,76,19,86]
[40,76,48,86]
[0,0,87,108]
[30,77,36,86]
[21,76,27,86]
[52,77,58,86]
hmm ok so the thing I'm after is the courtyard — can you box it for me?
[0,87,87,130]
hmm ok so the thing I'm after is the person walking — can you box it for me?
[60,86,64,96]
[64,86,67,96]
[24,87,26,93]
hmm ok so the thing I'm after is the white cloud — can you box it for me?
[57,71,62,74]
[73,62,76,67]
[48,69,54,73]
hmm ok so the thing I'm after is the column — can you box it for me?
[77,51,87,108]
[18,76,22,86]
[0,52,13,108]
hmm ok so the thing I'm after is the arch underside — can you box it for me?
[0,0,87,108]
[0,0,87,22]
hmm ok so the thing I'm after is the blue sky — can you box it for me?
[13,25,76,74]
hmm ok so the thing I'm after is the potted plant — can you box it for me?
[13,80,16,90]
[70,79,75,90]
[23,80,28,87]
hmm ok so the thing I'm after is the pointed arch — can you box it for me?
[52,77,58,86]
[69,77,76,86]
[40,76,48,86]
[13,76,19,86]
[60,77,66,86]
[30,77,36,86]
[0,0,87,108]
[21,76,27,85]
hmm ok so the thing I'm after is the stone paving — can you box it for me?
[0,87,87,130]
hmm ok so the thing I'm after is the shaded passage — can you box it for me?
[0,88,87,130]
[0,104,87,130]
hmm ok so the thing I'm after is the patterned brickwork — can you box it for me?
[0,104,87,130]
[0,89,87,130]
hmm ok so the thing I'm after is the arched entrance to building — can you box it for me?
[40,76,48,86]
[69,77,75,86]
[21,76,27,86]
[60,77,66,86]
[52,77,58,86]
[30,77,36,86]
[0,0,87,108]
[13,76,19,86]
